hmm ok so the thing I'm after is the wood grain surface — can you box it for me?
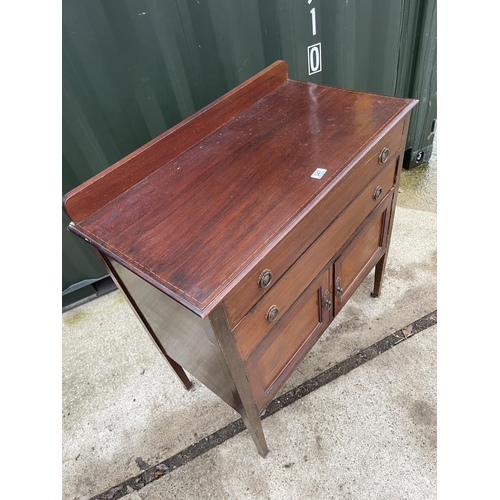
[65,62,416,317]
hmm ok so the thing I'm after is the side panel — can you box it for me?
[107,258,239,410]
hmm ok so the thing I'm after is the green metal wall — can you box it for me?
[62,0,437,306]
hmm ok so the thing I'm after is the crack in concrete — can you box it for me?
[90,310,437,500]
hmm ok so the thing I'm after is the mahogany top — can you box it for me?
[65,61,416,317]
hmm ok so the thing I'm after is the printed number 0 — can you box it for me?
[308,44,321,74]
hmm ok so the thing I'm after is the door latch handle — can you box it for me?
[323,289,332,310]
[335,277,343,297]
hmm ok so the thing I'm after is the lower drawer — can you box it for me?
[244,267,332,410]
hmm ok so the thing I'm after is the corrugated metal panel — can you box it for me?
[402,0,437,167]
[62,0,436,302]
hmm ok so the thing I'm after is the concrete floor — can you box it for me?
[62,142,437,500]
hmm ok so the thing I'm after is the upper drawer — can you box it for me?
[232,157,398,361]
[223,118,405,329]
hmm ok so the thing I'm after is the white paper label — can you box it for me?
[311,168,327,179]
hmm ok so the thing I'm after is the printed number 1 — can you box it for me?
[310,8,316,36]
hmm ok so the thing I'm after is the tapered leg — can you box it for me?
[371,253,387,298]
[240,407,269,458]
[208,304,270,457]
[165,353,193,390]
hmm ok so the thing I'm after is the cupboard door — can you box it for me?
[245,266,332,410]
[334,194,393,314]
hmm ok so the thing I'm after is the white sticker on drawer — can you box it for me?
[311,168,327,179]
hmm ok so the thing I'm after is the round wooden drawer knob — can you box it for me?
[258,269,273,289]
[266,305,279,323]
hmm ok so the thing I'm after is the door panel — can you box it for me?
[245,266,332,410]
[334,194,392,313]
